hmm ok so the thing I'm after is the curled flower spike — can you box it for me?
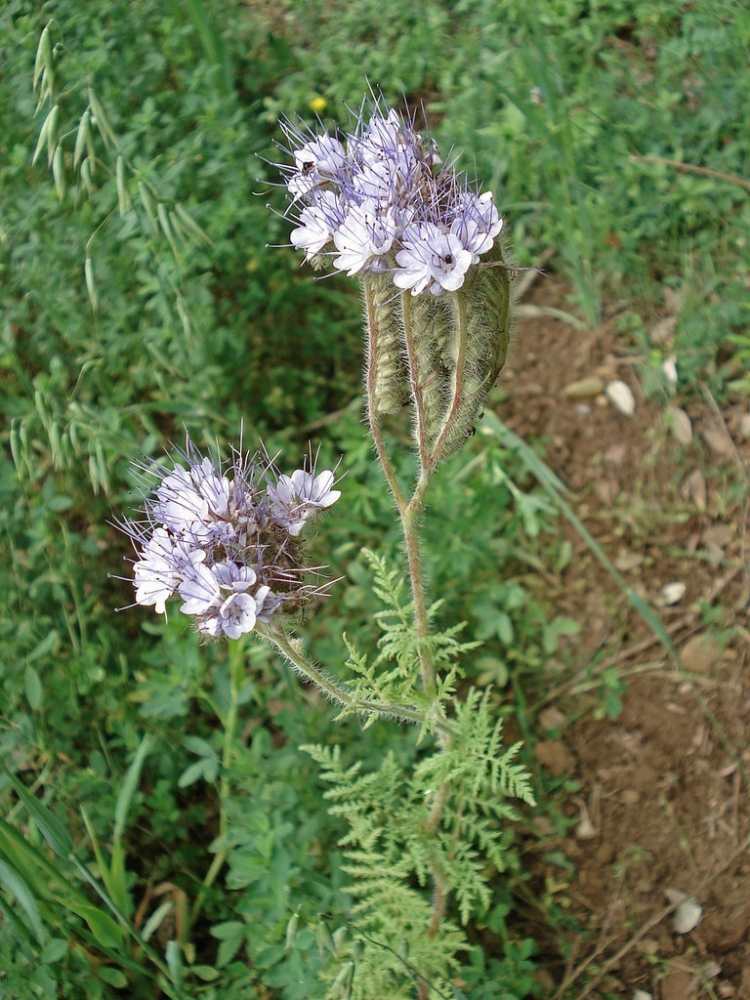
[116,440,341,638]
[277,101,504,297]
[276,97,512,465]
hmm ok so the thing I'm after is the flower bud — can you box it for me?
[409,291,451,450]
[440,243,510,459]
[363,272,409,416]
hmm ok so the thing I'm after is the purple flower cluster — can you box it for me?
[278,104,503,296]
[118,443,341,639]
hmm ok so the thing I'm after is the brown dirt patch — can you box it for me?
[503,276,750,998]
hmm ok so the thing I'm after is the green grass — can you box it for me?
[1,0,748,996]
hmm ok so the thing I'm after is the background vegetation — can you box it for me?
[1,0,747,996]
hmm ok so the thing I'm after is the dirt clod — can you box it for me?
[661,969,696,1000]
[680,633,723,674]
[702,427,734,458]
[535,740,575,776]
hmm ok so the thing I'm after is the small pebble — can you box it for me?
[606,380,635,416]
[662,356,678,384]
[575,807,597,841]
[673,897,702,934]
[633,991,653,1000]
[667,406,692,445]
[661,581,686,605]
[682,469,707,511]
[563,376,604,399]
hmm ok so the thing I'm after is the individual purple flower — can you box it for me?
[293,135,347,176]
[133,528,203,615]
[255,586,284,623]
[199,592,257,639]
[213,559,256,592]
[332,200,398,276]
[450,191,504,260]
[116,440,341,637]
[179,562,221,615]
[290,191,344,261]
[286,135,347,201]
[393,223,474,296]
[267,467,341,536]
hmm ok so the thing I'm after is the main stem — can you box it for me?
[400,489,435,699]
[366,296,455,991]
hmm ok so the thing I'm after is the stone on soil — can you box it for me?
[605,379,635,416]
[667,406,692,445]
[672,896,702,934]
[660,581,686,605]
[563,376,604,399]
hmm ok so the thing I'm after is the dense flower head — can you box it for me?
[277,100,504,296]
[117,440,341,638]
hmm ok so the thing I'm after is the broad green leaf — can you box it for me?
[0,893,36,948]
[98,967,128,988]
[68,901,125,949]
[0,819,74,899]
[178,759,208,788]
[190,965,219,981]
[42,938,68,963]
[24,666,43,710]
[210,920,244,940]
[183,735,215,758]
[109,841,130,918]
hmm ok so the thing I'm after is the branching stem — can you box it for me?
[261,625,454,736]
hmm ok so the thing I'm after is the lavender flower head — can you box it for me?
[276,101,504,296]
[117,441,341,639]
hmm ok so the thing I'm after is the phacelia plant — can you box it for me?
[113,99,530,999]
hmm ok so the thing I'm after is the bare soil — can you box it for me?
[503,277,750,999]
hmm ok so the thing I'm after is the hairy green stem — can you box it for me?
[400,496,436,699]
[261,625,452,735]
